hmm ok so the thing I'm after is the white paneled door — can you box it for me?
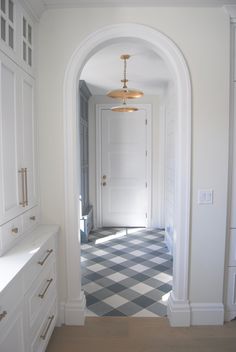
[100,108,149,227]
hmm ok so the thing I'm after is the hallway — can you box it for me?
[81,228,172,317]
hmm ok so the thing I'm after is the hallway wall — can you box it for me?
[37,7,229,310]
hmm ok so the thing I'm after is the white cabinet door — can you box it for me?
[0,308,25,352]
[0,51,22,224]
[21,72,37,207]
[0,51,38,226]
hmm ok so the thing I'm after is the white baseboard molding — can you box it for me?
[167,292,191,326]
[224,310,236,322]
[190,303,224,325]
[59,291,86,326]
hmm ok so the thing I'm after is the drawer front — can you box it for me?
[26,262,56,329]
[24,236,55,292]
[229,229,236,266]
[0,217,23,256]
[22,206,40,234]
[30,299,57,352]
[0,274,23,328]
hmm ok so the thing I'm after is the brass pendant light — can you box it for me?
[107,54,144,100]
[111,99,138,113]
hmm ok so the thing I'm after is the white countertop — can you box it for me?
[0,224,59,293]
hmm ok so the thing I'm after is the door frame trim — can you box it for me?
[63,23,191,326]
[95,104,152,228]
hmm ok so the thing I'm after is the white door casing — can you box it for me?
[63,23,191,326]
[97,106,151,228]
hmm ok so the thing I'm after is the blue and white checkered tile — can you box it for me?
[81,228,173,317]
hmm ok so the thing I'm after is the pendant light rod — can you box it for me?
[107,54,144,100]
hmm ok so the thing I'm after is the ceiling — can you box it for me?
[25,0,236,20]
[80,41,171,96]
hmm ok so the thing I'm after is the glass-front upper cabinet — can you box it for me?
[0,0,15,50]
[0,0,35,76]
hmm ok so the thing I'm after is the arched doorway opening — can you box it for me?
[63,23,191,327]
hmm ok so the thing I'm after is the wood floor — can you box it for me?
[46,317,236,352]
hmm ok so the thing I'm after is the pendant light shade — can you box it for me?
[107,54,144,101]
[111,100,138,113]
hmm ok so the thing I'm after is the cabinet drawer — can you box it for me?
[26,262,56,329]
[0,217,23,256]
[0,274,23,328]
[22,206,40,234]
[31,299,57,352]
[24,237,55,292]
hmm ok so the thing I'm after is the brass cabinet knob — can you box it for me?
[11,227,18,234]
[102,175,107,179]
[30,216,36,221]
[102,182,106,186]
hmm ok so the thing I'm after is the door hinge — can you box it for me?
[145,212,147,219]
[145,150,147,157]
[145,119,147,125]
[145,182,148,188]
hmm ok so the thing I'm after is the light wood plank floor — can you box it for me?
[46,317,236,352]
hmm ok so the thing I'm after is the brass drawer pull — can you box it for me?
[30,216,36,221]
[0,310,7,321]
[11,227,18,234]
[38,279,53,299]
[18,168,26,207]
[24,168,28,206]
[37,249,53,266]
[40,315,54,340]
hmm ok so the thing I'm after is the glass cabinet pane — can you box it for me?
[28,24,32,44]
[23,17,26,38]
[8,24,13,48]
[8,0,13,22]
[1,0,5,13]
[1,16,6,41]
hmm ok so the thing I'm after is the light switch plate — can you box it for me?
[198,189,213,204]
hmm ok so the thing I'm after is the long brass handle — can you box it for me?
[0,310,7,321]
[24,168,28,206]
[37,249,53,266]
[40,315,54,340]
[38,279,53,299]
[18,168,25,206]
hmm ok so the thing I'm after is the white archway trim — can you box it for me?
[63,23,191,326]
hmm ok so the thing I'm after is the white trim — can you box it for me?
[63,23,192,326]
[95,104,152,228]
[167,291,191,327]
[190,303,224,326]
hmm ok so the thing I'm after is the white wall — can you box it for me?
[37,7,229,307]
[88,94,163,229]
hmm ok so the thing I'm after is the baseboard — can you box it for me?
[59,291,86,326]
[167,292,191,326]
[190,303,224,325]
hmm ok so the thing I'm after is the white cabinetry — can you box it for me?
[0,225,59,352]
[0,50,38,254]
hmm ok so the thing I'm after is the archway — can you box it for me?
[63,23,191,327]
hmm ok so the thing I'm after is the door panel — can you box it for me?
[22,73,37,207]
[101,109,147,227]
[0,55,20,222]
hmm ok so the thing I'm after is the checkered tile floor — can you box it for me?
[81,228,173,317]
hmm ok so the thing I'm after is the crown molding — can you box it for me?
[224,5,236,19]
[24,0,236,20]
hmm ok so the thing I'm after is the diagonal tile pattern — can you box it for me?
[81,228,173,317]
